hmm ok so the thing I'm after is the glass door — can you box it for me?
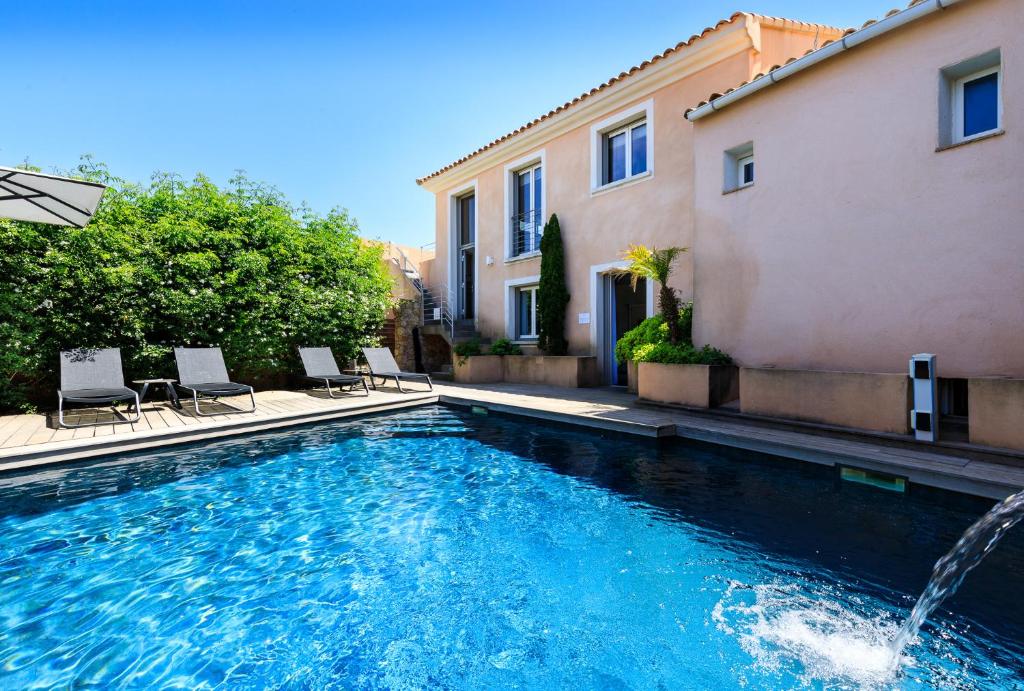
[457,193,475,319]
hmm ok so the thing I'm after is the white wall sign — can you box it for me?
[578,312,591,325]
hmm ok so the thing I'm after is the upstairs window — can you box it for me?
[723,142,754,193]
[510,162,543,257]
[940,49,1002,148]
[598,121,647,185]
[956,67,1000,141]
[737,154,754,188]
[603,120,647,185]
[590,100,653,193]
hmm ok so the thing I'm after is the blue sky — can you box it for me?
[2,1,888,247]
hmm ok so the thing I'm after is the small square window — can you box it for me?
[940,49,1002,148]
[723,142,754,193]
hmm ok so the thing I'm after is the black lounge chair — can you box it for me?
[361,347,432,393]
[298,347,369,397]
[173,347,256,416]
[57,348,141,429]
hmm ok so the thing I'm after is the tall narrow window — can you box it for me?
[511,162,542,257]
[516,285,539,339]
[602,119,647,186]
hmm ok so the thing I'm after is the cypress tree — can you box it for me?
[537,214,569,355]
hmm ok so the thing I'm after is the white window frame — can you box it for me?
[722,142,754,193]
[737,154,754,188]
[590,99,654,194]
[516,285,539,339]
[504,275,541,342]
[953,65,1002,144]
[503,150,545,262]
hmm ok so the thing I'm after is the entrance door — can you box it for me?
[457,193,475,319]
[602,275,647,386]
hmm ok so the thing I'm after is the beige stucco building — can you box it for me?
[417,13,843,385]
[685,0,1022,444]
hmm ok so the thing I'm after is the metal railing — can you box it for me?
[510,209,544,257]
[422,281,455,339]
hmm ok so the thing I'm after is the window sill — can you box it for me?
[512,339,539,345]
[590,171,652,197]
[505,251,541,264]
[722,183,754,196]
[936,129,1005,152]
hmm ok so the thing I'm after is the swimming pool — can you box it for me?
[0,406,1021,688]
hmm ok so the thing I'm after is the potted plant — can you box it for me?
[611,245,735,406]
[453,338,523,384]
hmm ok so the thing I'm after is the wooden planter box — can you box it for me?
[503,355,598,388]
[969,377,1024,451]
[453,355,503,384]
[638,362,738,408]
[740,367,910,434]
[627,361,638,395]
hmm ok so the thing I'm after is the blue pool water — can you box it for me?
[0,406,1022,688]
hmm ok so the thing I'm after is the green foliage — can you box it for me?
[453,339,483,359]
[614,302,694,364]
[0,158,393,411]
[632,342,732,366]
[537,214,569,355]
[612,244,688,344]
[488,338,522,356]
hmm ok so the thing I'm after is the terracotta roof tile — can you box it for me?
[684,0,947,117]
[417,12,844,185]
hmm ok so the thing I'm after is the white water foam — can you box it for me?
[712,581,906,688]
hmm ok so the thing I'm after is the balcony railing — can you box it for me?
[510,209,543,257]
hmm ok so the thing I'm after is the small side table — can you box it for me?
[133,378,183,411]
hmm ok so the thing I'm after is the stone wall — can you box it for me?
[392,298,421,373]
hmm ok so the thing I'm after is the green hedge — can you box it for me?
[615,302,731,366]
[0,160,393,412]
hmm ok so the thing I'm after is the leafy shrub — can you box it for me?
[537,214,569,355]
[614,302,693,365]
[0,159,393,412]
[632,342,732,366]
[453,338,483,364]
[488,338,522,356]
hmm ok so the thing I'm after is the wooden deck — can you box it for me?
[0,387,437,472]
[1,382,1022,500]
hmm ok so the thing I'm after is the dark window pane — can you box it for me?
[517,171,531,215]
[963,72,999,137]
[630,124,647,175]
[606,132,626,183]
[517,289,534,338]
[743,161,754,185]
[534,167,542,219]
[459,195,474,246]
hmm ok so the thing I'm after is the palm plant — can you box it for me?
[612,244,688,344]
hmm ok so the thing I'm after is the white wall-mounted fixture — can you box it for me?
[485,255,494,266]
[910,353,938,442]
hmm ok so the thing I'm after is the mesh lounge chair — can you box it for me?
[298,347,369,397]
[361,347,432,393]
[173,347,256,416]
[57,348,141,429]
